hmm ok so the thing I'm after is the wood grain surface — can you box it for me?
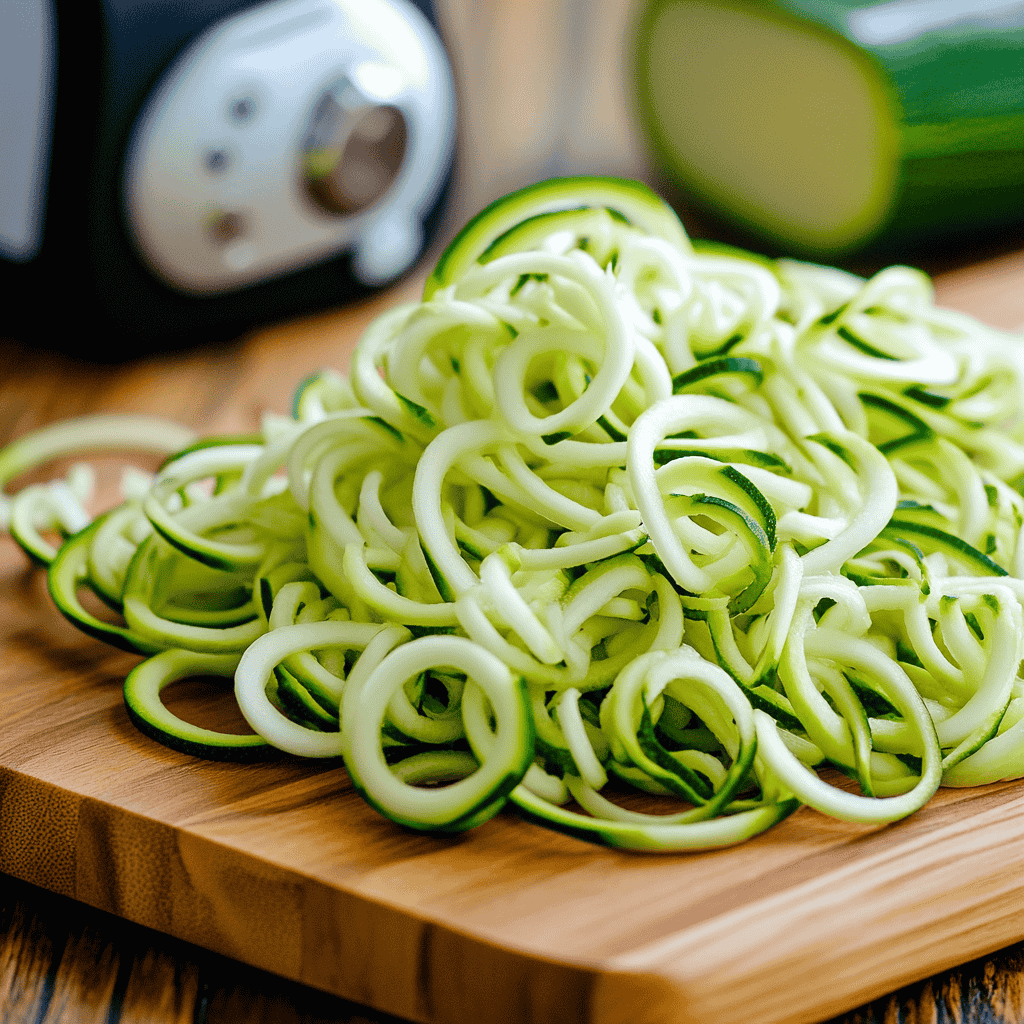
[3,2,1024,1020]
[0,247,1022,1024]
[6,862,1024,1024]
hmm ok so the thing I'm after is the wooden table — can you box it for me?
[4,2,1024,1020]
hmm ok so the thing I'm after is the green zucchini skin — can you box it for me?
[633,0,1024,256]
[123,650,278,762]
[123,699,281,762]
[424,175,689,298]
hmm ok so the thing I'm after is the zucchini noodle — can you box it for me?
[6,176,1024,848]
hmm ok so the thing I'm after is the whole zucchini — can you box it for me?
[633,0,1024,256]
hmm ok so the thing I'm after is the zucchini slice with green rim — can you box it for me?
[877,520,1007,577]
[124,649,275,760]
[671,357,764,395]
[510,785,799,851]
[343,636,535,832]
[48,516,160,655]
[424,176,689,298]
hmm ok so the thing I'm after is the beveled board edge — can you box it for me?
[6,758,1024,1024]
[0,763,602,1024]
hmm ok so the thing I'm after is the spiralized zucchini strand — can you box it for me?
[4,177,1024,848]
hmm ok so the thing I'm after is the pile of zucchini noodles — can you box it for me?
[5,177,1024,852]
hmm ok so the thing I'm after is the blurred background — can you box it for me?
[440,0,1024,269]
[438,0,648,218]
[2,0,1023,354]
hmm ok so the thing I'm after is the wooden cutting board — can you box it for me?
[2,252,1024,1024]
